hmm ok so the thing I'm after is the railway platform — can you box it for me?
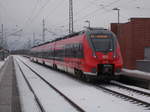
[0,56,21,112]
[118,69,150,89]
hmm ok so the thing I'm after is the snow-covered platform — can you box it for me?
[122,69,150,80]
[119,69,150,89]
[0,56,21,112]
[0,61,4,70]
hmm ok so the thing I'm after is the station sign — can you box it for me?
[90,35,109,38]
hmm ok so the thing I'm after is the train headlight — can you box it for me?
[113,53,119,60]
[92,52,97,58]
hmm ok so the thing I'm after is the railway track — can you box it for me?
[16,62,46,112]
[16,58,85,112]
[95,82,150,109]
[16,56,150,111]
[110,81,150,97]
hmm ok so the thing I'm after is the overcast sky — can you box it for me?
[0,0,150,49]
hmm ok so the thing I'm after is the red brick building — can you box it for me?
[111,18,150,69]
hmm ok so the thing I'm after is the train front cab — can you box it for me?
[83,29,123,80]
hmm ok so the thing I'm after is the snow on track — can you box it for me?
[111,81,150,94]
[101,84,150,105]
[14,56,150,112]
[15,58,78,112]
[14,59,41,112]
[122,69,150,80]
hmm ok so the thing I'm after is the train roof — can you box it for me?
[86,27,107,30]
[32,27,109,48]
[32,31,81,48]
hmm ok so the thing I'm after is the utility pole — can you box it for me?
[1,24,4,48]
[42,19,46,42]
[27,38,31,49]
[3,31,7,49]
[112,8,120,37]
[33,32,35,46]
[69,0,73,33]
[1,24,4,60]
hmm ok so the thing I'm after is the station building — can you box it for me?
[111,18,150,69]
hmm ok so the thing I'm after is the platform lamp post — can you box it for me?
[85,20,90,28]
[112,8,120,37]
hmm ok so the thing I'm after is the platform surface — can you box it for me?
[0,57,21,112]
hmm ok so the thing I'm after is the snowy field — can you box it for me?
[14,56,150,112]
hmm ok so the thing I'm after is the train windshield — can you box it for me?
[90,35,114,52]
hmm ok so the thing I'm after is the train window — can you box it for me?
[43,51,49,59]
[78,43,84,58]
[49,50,53,59]
[91,38,113,52]
[63,43,84,58]
[79,43,82,48]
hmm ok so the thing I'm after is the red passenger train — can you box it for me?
[30,27,123,81]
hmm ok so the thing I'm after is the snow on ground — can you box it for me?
[15,58,78,112]
[122,69,150,80]
[0,61,4,69]
[14,56,150,112]
[0,60,5,83]
[14,59,42,112]
[123,69,150,75]
[102,84,150,103]
[137,60,150,62]
[0,56,9,69]
[112,81,150,94]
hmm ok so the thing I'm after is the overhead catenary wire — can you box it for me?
[29,0,51,23]
[21,0,68,39]
[22,0,40,29]
[72,0,122,23]
[72,0,141,23]
[36,0,141,36]
[45,0,66,19]
[54,0,139,29]
[18,0,148,40]
[55,0,123,28]
[51,2,93,27]
[21,0,51,29]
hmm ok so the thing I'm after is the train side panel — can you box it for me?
[29,28,123,81]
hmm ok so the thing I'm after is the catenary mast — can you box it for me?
[69,0,74,33]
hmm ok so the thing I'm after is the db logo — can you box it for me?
[103,55,108,59]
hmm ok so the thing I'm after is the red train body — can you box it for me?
[30,28,123,81]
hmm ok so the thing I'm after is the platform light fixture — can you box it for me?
[113,8,120,37]
[112,8,120,24]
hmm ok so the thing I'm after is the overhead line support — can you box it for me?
[69,0,74,33]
